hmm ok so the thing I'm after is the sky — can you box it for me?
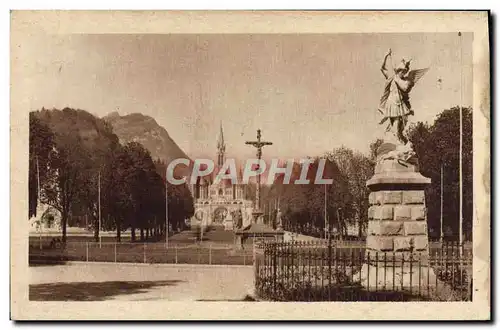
[19,33,472,161]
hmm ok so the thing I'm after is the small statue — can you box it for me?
[378,49,429,146]
[234,208,243,229]
[379,142,416,164]
[276,208,283,230]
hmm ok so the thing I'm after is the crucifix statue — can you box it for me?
[245,129,272,216]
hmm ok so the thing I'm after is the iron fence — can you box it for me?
[254,240,472,301]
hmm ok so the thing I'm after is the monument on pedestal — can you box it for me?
[358,49,436,290]
[276,207,283,231]
[223,212,234,231]
[234,129,284,248]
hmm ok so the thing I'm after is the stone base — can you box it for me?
[252,210,264,224]
[223,220,233,231]
[368,143,430,188]
[357,263,438,292]
[234,235,243,248]
[360,145,440,297]
[234,221,284,249]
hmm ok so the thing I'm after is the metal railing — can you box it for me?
[254,240,472,301]
[29,241,255,266]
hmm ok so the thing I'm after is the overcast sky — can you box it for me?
[20,33,472,161]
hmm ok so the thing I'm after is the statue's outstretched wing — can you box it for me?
[407,68,429,85]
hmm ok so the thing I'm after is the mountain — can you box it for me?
[103,112,190,165]
[32,108,120,154]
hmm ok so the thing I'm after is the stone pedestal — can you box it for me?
[234,209,284,249]
[234,234,243,247]
[359,142,437,291]
[223,213,234,231]
[252,210,265,224]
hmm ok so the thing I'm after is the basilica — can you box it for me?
[188,123,254,231]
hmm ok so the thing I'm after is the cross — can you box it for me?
[245,129,273,212]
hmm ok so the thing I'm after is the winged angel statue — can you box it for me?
[378,49,429,162]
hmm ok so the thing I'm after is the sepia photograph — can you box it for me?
[10,10,490,320]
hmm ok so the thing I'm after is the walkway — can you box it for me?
[29,263,255,301]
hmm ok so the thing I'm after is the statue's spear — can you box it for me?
[389,49,394,73]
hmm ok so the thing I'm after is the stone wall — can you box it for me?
[367,190,429,254]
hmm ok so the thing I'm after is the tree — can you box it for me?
[29,113,57,217]
[29,107,193,244]
[32,108,122,242]
[154,159,194,234]
[268,157,352,238]
[369,138,384,162]
[43,134,90,242]
[327,147,374,237]
[407,106,473,240]
[105,145,135,242]
[121,142,157,241]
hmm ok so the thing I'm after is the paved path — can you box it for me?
[30,263,255,301]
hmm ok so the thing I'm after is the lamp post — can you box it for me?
[36,156,42,249]
[458,31,464,256]
[98,170,101,248]
[324,184,327,239]
[165,175,169,247]
[440,163,444,244]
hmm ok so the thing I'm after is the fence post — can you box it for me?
[451,248,456,289]
[273,243,277,298]
[175,245,178,264]
[114,243,117,263]
[252,239,256,266]
[209,244,212,265]
[86,242,89,262]
[308,249,312,301]
[328,234,332,301]
[301,247,305,301]
[143,243,146,264]
[460,246,464,296]
[321,248,325,295]
[254,244,259,297]
[418,252,422,297]
[367,251,371,298]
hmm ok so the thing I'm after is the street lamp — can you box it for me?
[440,163,444,244]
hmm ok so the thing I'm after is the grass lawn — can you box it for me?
[30,243,255,266]
[29,229,471,267]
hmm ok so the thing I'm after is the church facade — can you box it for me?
[188,123,254,231]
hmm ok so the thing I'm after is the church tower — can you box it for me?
[190,120,254,231]
[216,121,226,167]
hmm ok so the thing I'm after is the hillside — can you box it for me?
[32,108,119,156]
[103,112,190,165]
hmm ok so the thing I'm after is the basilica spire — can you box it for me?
[216,121,226,167]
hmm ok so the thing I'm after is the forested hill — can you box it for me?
[103,112,190,164]
[33,107,119,155]
[30,107,194,242]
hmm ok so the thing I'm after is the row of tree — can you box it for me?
[261,106,473,241]
[407,107,473,240]
[29,108,194,242]
[261,150,374,238]
[29,106,472,242]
